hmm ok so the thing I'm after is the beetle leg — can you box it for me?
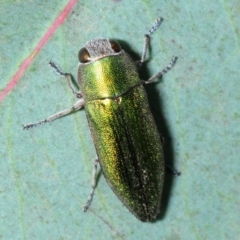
[139,17,164,68]
[137,18,178,84]
[49,61,82,98]
[23,98,85,129]
[143,56,178,84]
[166,165,181,176]
[83,157,100,212]
[23,60,85,129]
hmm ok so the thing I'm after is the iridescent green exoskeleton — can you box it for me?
[23,18,177,221]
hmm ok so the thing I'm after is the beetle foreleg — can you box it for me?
[49,61,82,98]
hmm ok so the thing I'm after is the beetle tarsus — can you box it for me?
[146,17,164,36]
[23,120,47,130]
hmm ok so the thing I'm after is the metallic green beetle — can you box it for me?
[24,18,177,221]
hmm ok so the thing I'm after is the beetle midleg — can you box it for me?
[82,157,99,212]
[23,98,85,129]
[143,56,178,84]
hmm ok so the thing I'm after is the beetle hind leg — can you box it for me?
[82,157,100,212]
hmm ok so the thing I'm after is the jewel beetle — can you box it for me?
[24,17,178,221]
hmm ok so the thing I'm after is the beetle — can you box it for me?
[23,18,177,221]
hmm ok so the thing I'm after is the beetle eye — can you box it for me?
[109,40,121,53]
[78,47,90,63]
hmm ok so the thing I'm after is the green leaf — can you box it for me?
[1,0,239,239]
